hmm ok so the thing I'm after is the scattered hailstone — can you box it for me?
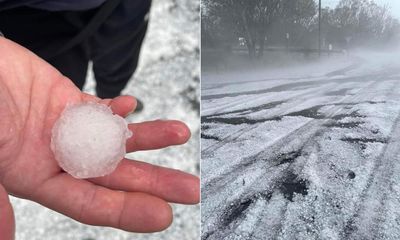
[51,102,132,179]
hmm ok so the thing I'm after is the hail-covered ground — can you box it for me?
[201,50,400,240]
[10,0,200,239]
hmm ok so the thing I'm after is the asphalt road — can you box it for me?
[201,52,400,240]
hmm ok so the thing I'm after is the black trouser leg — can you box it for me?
[47,44,90,90]
[92,20,148,98]
[90,0,150,99]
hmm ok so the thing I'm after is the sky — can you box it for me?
[323,0,400,19]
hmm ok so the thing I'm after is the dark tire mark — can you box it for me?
[286,105,326,119]
[201,133,221,141]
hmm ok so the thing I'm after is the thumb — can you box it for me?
[0,183,14,240]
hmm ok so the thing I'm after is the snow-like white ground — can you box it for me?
[10,0,200,239]
[201,50,400,240]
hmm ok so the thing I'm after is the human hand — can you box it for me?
[0,37,199,236]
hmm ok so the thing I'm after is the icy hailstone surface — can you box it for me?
[51,102,132,179]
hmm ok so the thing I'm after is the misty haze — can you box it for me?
[201,0,400,239]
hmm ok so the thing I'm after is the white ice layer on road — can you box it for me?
[201,49,400,240]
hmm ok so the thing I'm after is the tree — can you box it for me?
[202,0,400,59]
[203,0,285,58]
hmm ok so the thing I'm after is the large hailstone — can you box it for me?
[51,102,132,179]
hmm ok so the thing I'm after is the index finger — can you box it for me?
[126,120,191,152]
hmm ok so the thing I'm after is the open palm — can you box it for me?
[0,37,199,236]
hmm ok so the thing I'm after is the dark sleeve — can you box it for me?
[0,0,105,11]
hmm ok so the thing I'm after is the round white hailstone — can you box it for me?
[51,102,132,179]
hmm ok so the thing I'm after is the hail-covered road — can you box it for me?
[201,51,400,240]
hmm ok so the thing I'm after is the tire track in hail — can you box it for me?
[202,70,395,155]
[202,79,386,240]
[276,77,400,240]
[202,79,380,197]
[343,79,400,240]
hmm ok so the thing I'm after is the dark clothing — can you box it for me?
[0,0,150,98]
[0,0,106,11]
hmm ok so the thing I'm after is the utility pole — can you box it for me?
[318,0,321,57]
